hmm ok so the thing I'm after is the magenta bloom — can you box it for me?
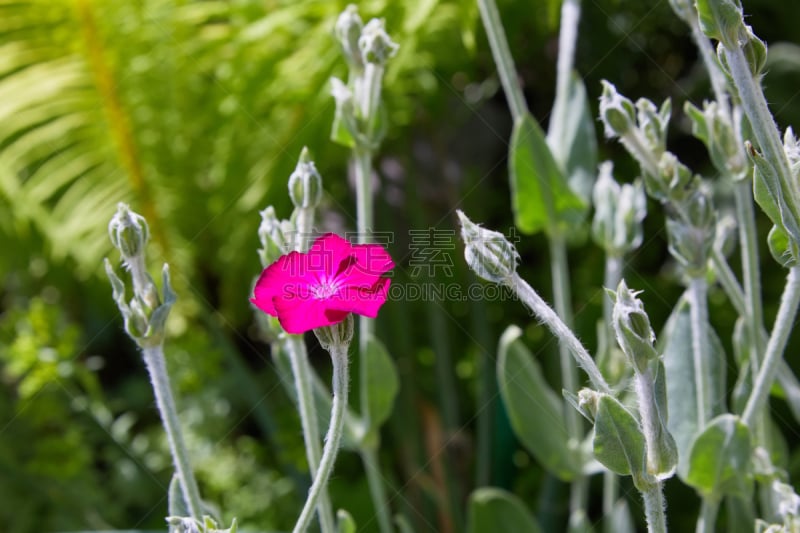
[251,233,394,334]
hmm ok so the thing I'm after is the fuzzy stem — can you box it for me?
[742,266,800,426]
[695,498,720,533]
[688,276,712,427]
[508,273,611,394]
[641,483,668,533]
[602,254,623,524]
[285,335,336,533]
[724,39,798,205]
[294,207,314,252]
[735,182,766,364]
[476,0,528,120]
[360,447,394,533]
[686,11,729,113]
[293,342,350,533]
[142,345,203,520]
[634,367,662,475]
[712,249,747,316]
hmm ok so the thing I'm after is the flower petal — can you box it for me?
[273,293,349,334]
[327,277,391,318]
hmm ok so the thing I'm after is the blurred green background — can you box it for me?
[2,0,800,531]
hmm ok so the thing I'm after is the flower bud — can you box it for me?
[577,388,603,421]
[592,162,646,255]
[647,151,695,203]
[636,97,670,156]
[335,4,364,70]
[599,81,636,138]
[685,100,747,178]
[108,203,149,261]
[457,210,519,284]
[314,314,354,349]
[257,206,291,267]
[666,190,716,276]
[358,18,398,66]
[610,280,658,373]
[288,147,323,210]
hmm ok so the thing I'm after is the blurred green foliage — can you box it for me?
[1,0,800,531]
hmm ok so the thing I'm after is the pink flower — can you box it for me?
[251,233,394,334]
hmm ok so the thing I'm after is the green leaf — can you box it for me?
[651,360,679,478]
[592,394,647,489]
[168,474,189,518]
[547,73,597,206]
[685,414,753,499]
[768,224,799,268]
[394,513,415,533]
[467,487,543,533]
[364,334,400,432]
[337,509,356,533]
[331,105,356,148]
[509,112,586,235]
[497,325,581,480]
[661,293,728,480]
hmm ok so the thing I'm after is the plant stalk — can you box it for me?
[293,342,350,533]
[476,0,528,120]
[285,335,336,533]
[688,276,712,427]
[641,483,668,533]
[742,266,800,427]
[509,272,612,394]
[695,498,720,533]
[360,447,395,533]
[142,345,203,520]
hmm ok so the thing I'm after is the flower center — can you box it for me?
[311,276,340,299]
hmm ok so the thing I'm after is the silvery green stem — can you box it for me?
[634,366,662,475]
[353,147,375,427]
[294,207,314,252]
[360,447,394,533]
[549,0,581,150]
[293,342,350,533]
[695,497,719,533]
[724,41,797,203]
[509,272,611,394]
[713,247,747,316]
[476,0,528,120]
[742,266,800,427]
[360,64,383,138]
[142,345,202,520]
[550,236,579,435]
[735,181,766,368]
[642,483,668,533]
[688,276,712,427]
[286,335,336,533]
[686,11,729,113]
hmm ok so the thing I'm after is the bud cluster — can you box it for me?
[592,162,647,256]
[685,100,747,179]
[106,204,175,348]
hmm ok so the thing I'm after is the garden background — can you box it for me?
[2,0,800,531]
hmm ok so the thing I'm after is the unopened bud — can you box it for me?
[599,81,636,138]
[685,100,747,178]
[577,388,603,421]
[335,5,364,70]
[358,18,398,66]
[649,151,695,203]
[636,97,670,156]
[457,210,519,284]
[288,148,323,209]
[610,280,658,373]
[258,206,291,267]
[108,203,149,260]
[666,189,716,276]
[314,314,354,349]
[592,162,646,255]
